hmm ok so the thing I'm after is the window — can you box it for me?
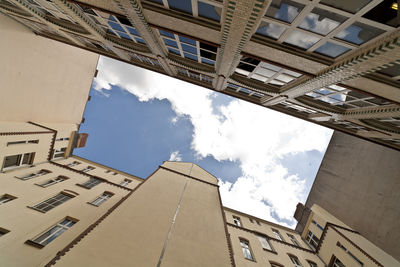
[256,221,261,226]
[312,220,325,231]
[29,218,76,246]
[233,216,242,227]
[2,152,35,170]
[235,56,302,87]
[287,234,301,247]
[270,262,284,267]
[66,161,80,167]
[80,178,101,189]
[119,179,132,187]
[160,29,218,66]
[249,218,254,223]
[306,230,320,251]
[81,166,95,173]
[257,235,274,251]
[55,137,69,141]
[272,229,284,241]
[307,260,318,267]
[289,255,302,267]
[337,242,363,266]
[332,256,346,267]
[7,139,39,146]
[37,176,68,188]
[16,169,51,180]
[32,192,74,213]
[0,194,16,205]
[90,192,113,206]
[52,148,66,158]
[0,228,10,237]
[240,239,254,261]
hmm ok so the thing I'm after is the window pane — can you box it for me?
[266,0,304,23]
[315,42,350,58]
[335,22,384,45]
[198,1,221,22]
[168,0,192,14]
[159,29,174,38]
[298,8,347,35]
[181,43,197,54]
[284,31,321,49]
[256,21,286,39]
[320,0,372,14]
[4,155,21,168]
[363,1,399,27]
[108,21,125,32]
[184,52,198,61]
[179,36,196,46]
[164,38,178,48]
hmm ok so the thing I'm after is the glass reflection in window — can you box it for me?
[265,0,304,23]
[335,22,384,45]
[298,8,347,35]
[256,21,286,39]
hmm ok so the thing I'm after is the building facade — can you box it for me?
[295,131,400,261]
[0,0,399,150]
[1,122,398,266]
[0,12,98,124]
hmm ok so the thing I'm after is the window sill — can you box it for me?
[244,258,256,263]
[75,183,91,189]
[27,206,47,213]
[263,248,278,254]
[86,202,100,207]
[25,240,45,249]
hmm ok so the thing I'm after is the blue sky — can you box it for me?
[75,56,333,227]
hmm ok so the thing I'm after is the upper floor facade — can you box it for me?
[1,0,399,150]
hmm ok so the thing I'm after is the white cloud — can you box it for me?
[94,56,333,227]
[169,151,183,162]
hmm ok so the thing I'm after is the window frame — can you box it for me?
[0,194,17,205]
[27,217,77,248]
[78,177,102,189]
[89,191,114,206]
[288,254,302,267]
[2,152,35,171]
[272,229,284,241]
[239,238,255,261]
[15,169,51,181]
[31,192,75,213]
[36,175,69,188]
[233,216,242,227]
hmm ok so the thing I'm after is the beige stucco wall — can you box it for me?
[59,156,143,189]
[52,162,232,267]
[0,13,98,124]
[302,131,400,260]
[226,223,323,267]
[0,160,132,267]
[318,226,399,267]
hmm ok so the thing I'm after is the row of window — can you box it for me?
[233,215,302,248]
[0,216,77,248]
[1,190,114,211]
[239,237,318,267]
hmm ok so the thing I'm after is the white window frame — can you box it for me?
[240,239,254,261]
[52,147,66,159]
[32,192,74,213]
[80,177,101,189]
[306,230,320,251]
[37,176,68,188]
[119,179,132,187]
[66,161,80,167]
[2,152,35,171]
[16,169,51,180]
[272,229,284,241]
[30,217,77,246]
[7,139,39,146]
[257,235,274,251]
[289,254,302,267]
[89,192,113,206]
[287,233,301,247]
[81,166,95,173]
[233,216,242,227]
